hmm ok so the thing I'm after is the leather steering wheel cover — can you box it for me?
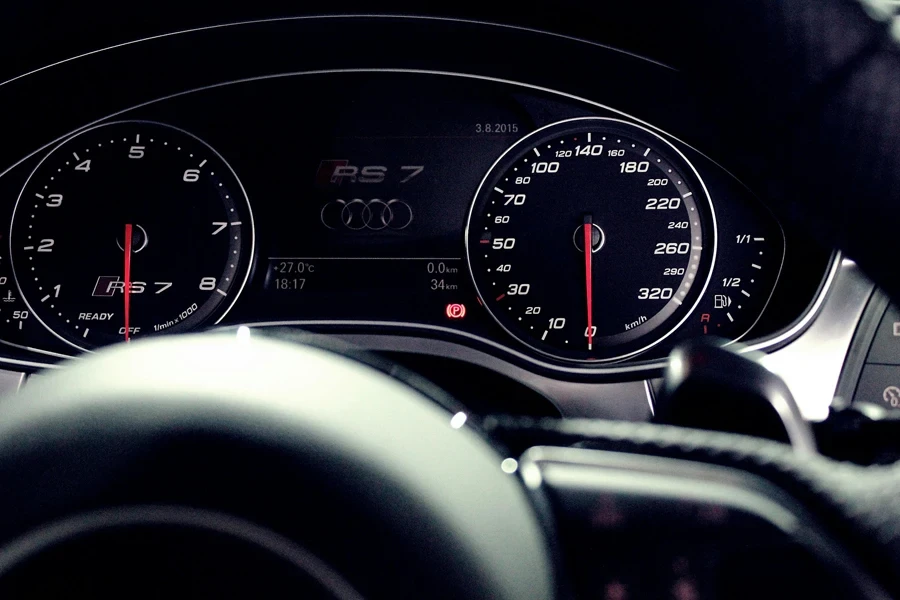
[0,334,554,599]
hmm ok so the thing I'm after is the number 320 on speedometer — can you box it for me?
[465,117,716,363]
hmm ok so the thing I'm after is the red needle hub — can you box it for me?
[123,223,133,342]
[583,215,594,351]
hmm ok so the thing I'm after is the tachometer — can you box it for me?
[10,121,254,351]
[466,117,716,362]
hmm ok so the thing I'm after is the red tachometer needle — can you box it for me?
[123,223,133,342]
[583,215,594,351]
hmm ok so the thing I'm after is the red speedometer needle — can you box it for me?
[583,215,594,351]
[123,223,133,342]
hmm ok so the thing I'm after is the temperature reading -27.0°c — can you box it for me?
[9,121,254,351]
[466,117,716,363]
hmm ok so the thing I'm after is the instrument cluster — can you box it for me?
[0,70,831,377]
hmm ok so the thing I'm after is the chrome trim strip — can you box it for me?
[759,259,874,421]
[0,338,71,360]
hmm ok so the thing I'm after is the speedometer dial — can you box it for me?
[466,117,716,362]
[10,121,254,351]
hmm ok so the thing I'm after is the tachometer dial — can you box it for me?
[466,117,716,362]
[10,121,254,351]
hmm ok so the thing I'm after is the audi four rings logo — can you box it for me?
[320,199,414,231]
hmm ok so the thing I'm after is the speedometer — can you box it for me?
[466,117,716,363]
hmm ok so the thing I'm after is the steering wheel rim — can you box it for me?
[0,333,555,599]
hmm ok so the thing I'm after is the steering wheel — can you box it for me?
[2,1,900,597]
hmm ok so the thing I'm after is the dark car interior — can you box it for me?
[1,1,900,598]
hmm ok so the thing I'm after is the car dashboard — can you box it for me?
[6,10,900,600]
[0,16,858,421]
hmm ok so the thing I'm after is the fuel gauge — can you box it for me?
[691,231,783,341]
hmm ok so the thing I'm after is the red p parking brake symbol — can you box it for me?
[445,304,466,319]
[92,276,123,297]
